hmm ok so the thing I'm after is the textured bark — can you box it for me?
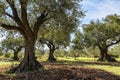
[9,38,43,73]
[98,48,107,61]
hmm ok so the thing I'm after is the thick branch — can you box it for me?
[20,0,29,27]
[34,11,48,37]
[107,39,120,47]
[6,0,23,28]
[39,38,58,50]
[4,12,14,19]
[0,23,24,35]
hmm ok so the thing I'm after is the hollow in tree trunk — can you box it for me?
[8,39,43,73]
[47,49,56,62]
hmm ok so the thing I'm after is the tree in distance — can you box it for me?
[83,14,120,62]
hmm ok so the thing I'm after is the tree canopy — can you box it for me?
[83,14,120,61]
[0,0,84,73]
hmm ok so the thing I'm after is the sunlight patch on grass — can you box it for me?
[0,62,12,67]
[84,64,120,76]
[57,57,98,62]
[0,61,19,68]
[116,58,120,62]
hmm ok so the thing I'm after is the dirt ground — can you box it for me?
[0,62,120,80]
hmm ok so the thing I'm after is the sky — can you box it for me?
[81,0,120,24]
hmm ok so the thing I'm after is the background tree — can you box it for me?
[0,0,84,73]
[1,32,24,60]
[83,14,120,62]
[38,24,76,62]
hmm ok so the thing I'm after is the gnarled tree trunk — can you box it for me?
[98,47,116,62]
[9,38,43,73]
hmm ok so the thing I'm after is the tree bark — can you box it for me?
[98,48,107,61]
[9,38,43,73]
[47,48,56,62]
[98,47,116,62]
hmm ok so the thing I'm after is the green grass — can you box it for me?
[84,64,120,76]
[57,57,120,75]
[57,57,97,62]
[0,57,120,76]
[0,62,12,67]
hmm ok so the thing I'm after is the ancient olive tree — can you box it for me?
[0,0,84,73]
[83,14,120,62]
[37,1,84,62]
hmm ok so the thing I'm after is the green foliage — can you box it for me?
[82,14,120,54]
[1,32,24,54]
[72,30,85,49]
[83,14,120,48]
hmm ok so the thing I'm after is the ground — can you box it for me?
[0,61,120,80]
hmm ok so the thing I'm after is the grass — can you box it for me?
[0,62,12,67]
[85,64,120,76]
[57,57,98,62]
[0,57,120,76]
[58,57,120,76]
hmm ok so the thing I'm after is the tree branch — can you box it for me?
[4,12,14,19]
[39,38,58,50]
[107,38,120,47]
[20,0,29,27]
[34,11,48,37]
[0,23,25,35]
[6,0,23,28]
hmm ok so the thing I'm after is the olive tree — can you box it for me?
[0,0,84,73]
[83,14,120,62]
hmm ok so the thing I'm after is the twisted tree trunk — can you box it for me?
[9,37,43,73]
[98,47,116,62]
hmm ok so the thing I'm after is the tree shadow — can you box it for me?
[41,60,120,67]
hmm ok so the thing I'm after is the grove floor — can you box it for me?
[0,61,120,80]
